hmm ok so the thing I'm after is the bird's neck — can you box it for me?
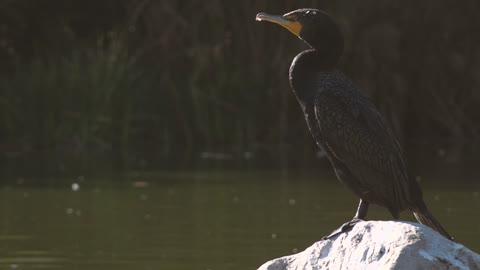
[289,49,338,105]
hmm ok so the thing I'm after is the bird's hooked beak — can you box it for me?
[256,12,303,37]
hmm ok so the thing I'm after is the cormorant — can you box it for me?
[256,9,452,240]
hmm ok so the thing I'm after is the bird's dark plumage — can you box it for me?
[256,9,452,240]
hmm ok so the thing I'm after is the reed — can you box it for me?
[0,0,479,174]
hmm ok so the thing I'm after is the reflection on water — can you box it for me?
[0,170,478,269]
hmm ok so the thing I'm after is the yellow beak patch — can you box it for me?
[256,13,303,37]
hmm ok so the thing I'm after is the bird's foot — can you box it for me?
[321,218,364,240]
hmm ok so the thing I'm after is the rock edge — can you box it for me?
[258,220,480,270]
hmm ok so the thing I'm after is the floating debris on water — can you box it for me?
[288,198,296,206]
[71,183,80,191]
[132,181,149,188]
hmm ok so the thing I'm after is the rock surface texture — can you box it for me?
[258,221,480,270]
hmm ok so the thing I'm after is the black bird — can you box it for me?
[256,9,452,240]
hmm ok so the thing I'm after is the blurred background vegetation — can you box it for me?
[0,0,479,177]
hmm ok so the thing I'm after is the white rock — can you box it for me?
[258,220,480,270]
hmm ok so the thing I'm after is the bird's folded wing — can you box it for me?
[314,85,411,206]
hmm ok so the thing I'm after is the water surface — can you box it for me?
[0,170,478,269]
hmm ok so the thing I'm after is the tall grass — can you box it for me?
[0,35,145,173]
[0,0,480,175]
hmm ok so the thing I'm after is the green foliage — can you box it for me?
[0,34,144,172]
[0,0,479,174]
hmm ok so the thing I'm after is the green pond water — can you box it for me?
[0,169,478,269]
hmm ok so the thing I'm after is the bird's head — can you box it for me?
[256,9,343,65]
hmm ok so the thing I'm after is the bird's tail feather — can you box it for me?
[413,207,453,241]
